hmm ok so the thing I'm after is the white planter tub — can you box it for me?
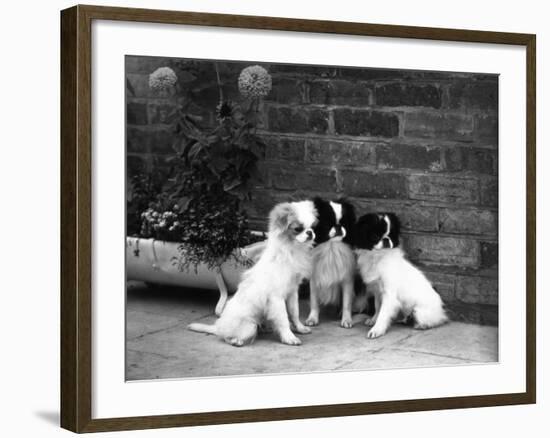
[126,236,266,315]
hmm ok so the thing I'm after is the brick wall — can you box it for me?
[126,56,499,325]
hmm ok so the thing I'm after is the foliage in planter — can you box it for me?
[127,62,271,271]
[126,167,168,236]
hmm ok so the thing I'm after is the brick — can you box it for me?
[444,147,497,175]
[376,83,442,108]
[244,189,278,221]
[127,102,148,125]
[341,171,407,199]
[424,271,456,302]
[267,77,306,104]
[267,106,328,134]
[448,81,498,110]
[308,109,330,134]
[126,74,151,98]
[474,114,498,146]
[127,154,147,176]
[354,200,439,232]
[404,112,473,142]
[456,275,498,305]
[408,174,479,204]
[480,177,498,207]
[125,56,174,74]
[127,127,174,154]
[334,109,399,138]
[338,67,414,80]
[395,204,439,232]
[306,139,376,165]
[269,166,336,191]
[216,62,249,80]
[147,103,175,124]
[481,242,498,269]
[309,80,373,106]
[438,208,497,235]
[404,234,479,267]
[264,137,305,161]
[269,64,338,78]
[445,301,498,326]
[377,144,441,171]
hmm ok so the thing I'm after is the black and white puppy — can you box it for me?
[305,198,357,328]
[355,213,448,338]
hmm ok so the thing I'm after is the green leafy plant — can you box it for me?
[127,62,270,271]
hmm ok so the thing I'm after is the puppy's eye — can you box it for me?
[293,226,304,233]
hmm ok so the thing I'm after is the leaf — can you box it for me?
[223,178,242,192]
[126,77,135,96]
[208,154,228,176]
[176,197,191,212]
[172,137,186,154]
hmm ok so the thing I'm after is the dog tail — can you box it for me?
[187,322,218,336]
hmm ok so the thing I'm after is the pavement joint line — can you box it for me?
[189,313,216,323]
[388,347,479,362]
[127,309,191,320]
[127,348,180,361]
[128,320,188,341]
[391,332,420,346]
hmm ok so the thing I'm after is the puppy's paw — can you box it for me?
[305,315,319,326]
[367,326,386,339]
[227,337,245,347]
[281,334,302,346]
[340,318,353,329]
[294,324,312,334]
[364,316,377,326]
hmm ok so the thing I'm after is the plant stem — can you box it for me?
[214,62,224,102]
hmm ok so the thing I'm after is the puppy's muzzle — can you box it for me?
[374,236,394,249]
[329,225,347,239]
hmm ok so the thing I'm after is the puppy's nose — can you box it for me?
[306,230,313,239]
[334,225,343,236]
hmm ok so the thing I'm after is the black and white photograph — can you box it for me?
[125,55,499,380]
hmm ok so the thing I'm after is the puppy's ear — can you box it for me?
[269,202,296,232]
[339,200,357,245]
[386,213,401,246]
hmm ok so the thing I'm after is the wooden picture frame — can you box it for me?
[60,4,536,433]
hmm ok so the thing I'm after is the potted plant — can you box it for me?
[126,63,272,315]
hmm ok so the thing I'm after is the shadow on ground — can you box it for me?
[126,282,498,380]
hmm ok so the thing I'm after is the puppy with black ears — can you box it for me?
[305,198,357,328]
[188,201,316,346]
[354,213,448,339]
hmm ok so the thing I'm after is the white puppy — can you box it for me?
[354,213,448,339]
[188,201,317,346]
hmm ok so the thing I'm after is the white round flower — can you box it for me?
[149,67,178,92]
[238,65,272,98]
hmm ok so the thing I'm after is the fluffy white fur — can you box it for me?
[306,240,356,328]
[356,248,448,338]
[188,201,316,347]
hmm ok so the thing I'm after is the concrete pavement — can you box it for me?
[126,281,498,380]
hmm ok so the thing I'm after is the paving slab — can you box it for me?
[126,282,498,380]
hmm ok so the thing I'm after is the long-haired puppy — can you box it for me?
[188,201,316,347]
[354,213,448,339]
[305,198,357,328]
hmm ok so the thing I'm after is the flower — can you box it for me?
[238,65,272,98]
[216,100,235,122]
[149,67,178,92]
